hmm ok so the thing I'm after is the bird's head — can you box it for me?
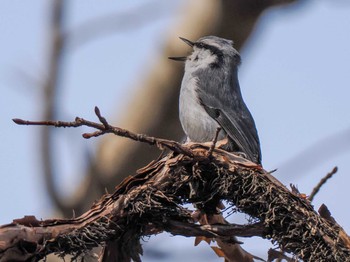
[169,35,241,71]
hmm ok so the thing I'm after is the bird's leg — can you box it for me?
[207,127,221,157]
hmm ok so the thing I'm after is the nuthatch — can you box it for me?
[169,36,261,164]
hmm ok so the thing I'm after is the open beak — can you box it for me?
[179,37,194,47]
[168,37,194,62]
[168,56,187,61]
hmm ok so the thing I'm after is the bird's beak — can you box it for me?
[179,37,194,47]
[168,37,194,62]
[168,56,187,61]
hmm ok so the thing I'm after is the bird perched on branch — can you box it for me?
[169,36,262,164]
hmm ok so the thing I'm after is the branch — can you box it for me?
[6,111,350,262]
[165,220,265,239]
[13,107,194,158]
[64,1,172,51]
[41,0,85,214]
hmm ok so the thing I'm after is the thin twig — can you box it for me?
[13,106,194,158]
[13,118,81,127]
[94,106,109,128]
[309,166,338,202]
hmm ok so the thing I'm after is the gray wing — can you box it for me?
[196,68,261,164]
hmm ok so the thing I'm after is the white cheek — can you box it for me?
[185,50,216,73]
[200,53,217,66]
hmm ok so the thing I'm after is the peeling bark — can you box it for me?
[1,144,349,261]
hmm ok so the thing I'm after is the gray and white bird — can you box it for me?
[169,35,262,164]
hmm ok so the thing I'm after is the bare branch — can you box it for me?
[41,0,86,214]
[14,107,195,157]
[165,220,264,239]
[64,1,173,51]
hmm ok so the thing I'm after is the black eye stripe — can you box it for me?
[194,42,224,58]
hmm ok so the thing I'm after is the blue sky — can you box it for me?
[1,0,350,260]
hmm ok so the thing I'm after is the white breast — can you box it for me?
[179,75,221,142]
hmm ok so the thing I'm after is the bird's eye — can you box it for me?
[195,42,204,49]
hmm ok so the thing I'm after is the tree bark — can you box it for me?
[1,139,349,261]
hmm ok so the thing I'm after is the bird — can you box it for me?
[169,35,262,164]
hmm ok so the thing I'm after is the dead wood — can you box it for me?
[3,110,350,262]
